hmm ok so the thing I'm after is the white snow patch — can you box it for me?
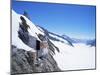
[36,26,45,33]
[12,10,43,52]
[20,15,44,41]
[51,40,95,70]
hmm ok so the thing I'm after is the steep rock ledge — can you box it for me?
[11,45,61,74]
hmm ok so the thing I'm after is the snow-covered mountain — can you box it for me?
[37,26,74,47]
[12,10,43,52]
[62,35,96,47]
[86,39,96,46]
[11,10,96,74]
[12,10,63,74]
[62,34,77,43]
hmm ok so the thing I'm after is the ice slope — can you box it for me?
[51,40,95,70]
[12,10,44,52]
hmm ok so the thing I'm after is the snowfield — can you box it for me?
[12,10,95,71]
[51,40,95,70]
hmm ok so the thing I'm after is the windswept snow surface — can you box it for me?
[12,10,44,52]
[51,40,95,70]
[12,10,35,52]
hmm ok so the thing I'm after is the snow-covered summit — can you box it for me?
[12,10,74,53]
[12,10,45,52]
[12,10,95,71]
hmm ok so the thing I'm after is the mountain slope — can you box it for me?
[11,10,95,74]
[11,10,61,74]
[12,10,35,52]
[37,25,74,47]
[36,19,95,70]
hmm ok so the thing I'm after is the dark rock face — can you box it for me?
[11,45,60,74]
[18,16,37,49]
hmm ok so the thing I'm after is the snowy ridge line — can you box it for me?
[48,32,74,46]
[49,33,69,44]
[12,10,44,52]
[12,10,34,52]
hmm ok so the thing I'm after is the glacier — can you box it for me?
[12,10,95,73]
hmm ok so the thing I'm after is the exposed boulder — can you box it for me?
[11,45,60,74]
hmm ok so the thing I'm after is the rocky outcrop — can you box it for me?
[11,11,61,74]
[11,45,60,74]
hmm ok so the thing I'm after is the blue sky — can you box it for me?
[12,1,96,39]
